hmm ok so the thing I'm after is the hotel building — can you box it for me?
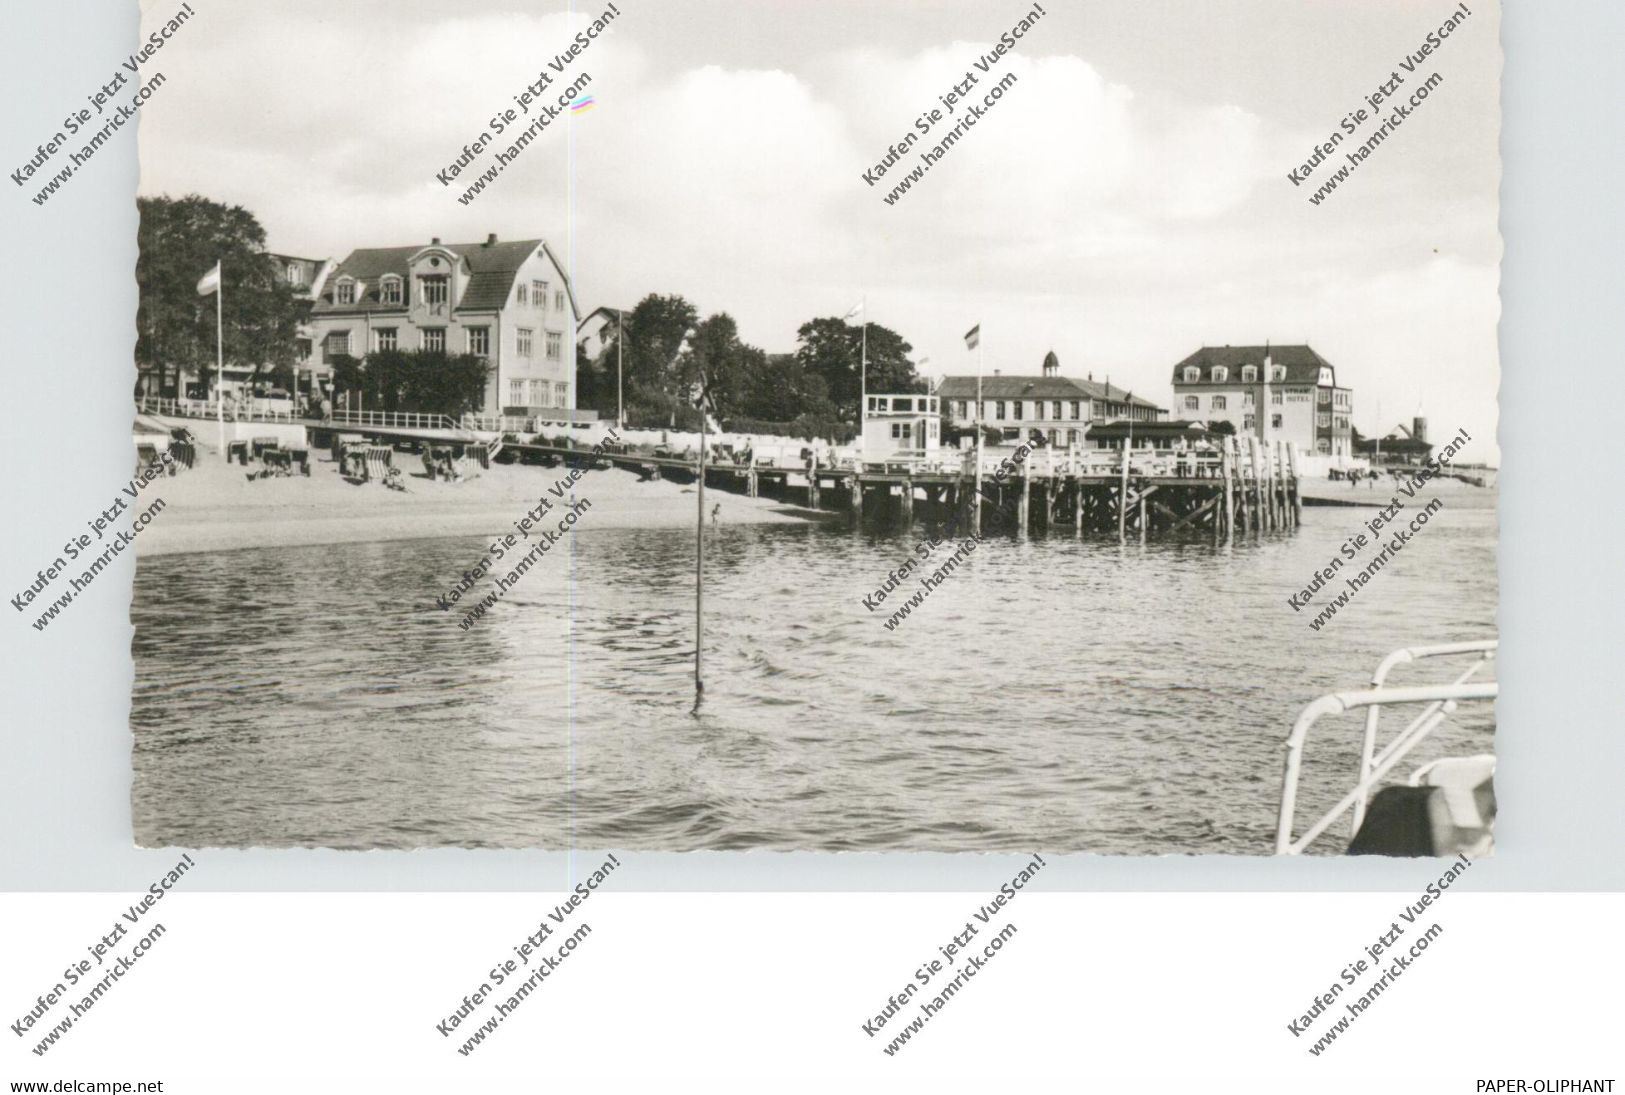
[306,234,580,417]
[1169,344,1353,459]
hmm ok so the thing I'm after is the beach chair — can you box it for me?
[289,447,311,477]
[228,439,250,465]
[251,436,280,460]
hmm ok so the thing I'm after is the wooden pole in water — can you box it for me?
[809,450,820,509]
[1221,442,1233,546]
[695,403,706,708]
[1019,460,1030,534]
[1117,443,1128,545]
[1074,477,1083,535]
[902,476,914,524]
[1287,443,1302,526]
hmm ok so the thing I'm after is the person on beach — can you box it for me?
[711,502,721,528]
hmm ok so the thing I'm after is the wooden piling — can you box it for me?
[1074,478,1084,535]
[1221,442,1234,546]
[901,477,914,523]
[1019,462,1031,534]
[808,452,820,509]
[1287,443,1302,525]
[852,475,863,519]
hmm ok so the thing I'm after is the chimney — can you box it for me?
[430,236,441,246]
[992,369,1001,377]
[1412,416,1427,443]
[486,233,498,246]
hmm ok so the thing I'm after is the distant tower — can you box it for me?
[1412,416,1427,443]
[1042,350,1059,377]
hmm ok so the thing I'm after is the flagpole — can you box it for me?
[215,258,224,457]
[974,327,983,535]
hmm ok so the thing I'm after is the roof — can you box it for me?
[1171,344,1334,385]
[577,305,627,334]
[1088,419,1214,439]
[937,374,1162,408]
[310,238,559,316]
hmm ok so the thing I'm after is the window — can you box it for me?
[1012,401,1023,421]
[1066,429,1077,445]
[421,275,448,306]
[295,337,311,362]
[373,328,397,352]
[1317,438,1332,454]
[895,398,914,412]
[1271,414,1283,429]
[508,380,526,406]
[1184,395,1199,411]
[545,332,562,361]
[1317,412,1331,427]
[467,327,490,356]
[518,328,534,358]
[324,331,351,358]
[554,382,569,406]
[1241,365,1257,383]
[286,264,304,287]
[531,380,551,407]
[890,422,913,441]
[517,282,528,305]
[335,280,355,305]
[1070,400,1080,420]
[1244,414,1256,429]
[532,280,546,306]
[1335,416,1349,429]
[555,290,565,312]
[1051,401,1063,420]
[1243,390,1255,406]
[1211,395,1227,410]
[955,400,968,419]
[1271,391,1283,405]
[1317,389,1331,404]
[1183,367,1200,383]
[994,401,1006,421]
[1270,365,1287,382]
[422,328,446,353]
[1212,366,1228,383]
[381,277,402,305]
[976,401,985,420]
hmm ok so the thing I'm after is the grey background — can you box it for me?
[1,0,1618,892]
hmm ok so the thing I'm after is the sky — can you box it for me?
[134,0,1502,461]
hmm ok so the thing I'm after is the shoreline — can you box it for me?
[135,454,821,558]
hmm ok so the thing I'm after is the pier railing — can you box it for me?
[824,440,1293,481]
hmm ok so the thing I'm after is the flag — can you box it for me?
[196,262,221,296]
[964,324,980,350]
[844,300,864,320]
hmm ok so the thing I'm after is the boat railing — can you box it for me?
[1275,640,1498,855]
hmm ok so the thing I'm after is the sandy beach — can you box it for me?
[136,449,818,557]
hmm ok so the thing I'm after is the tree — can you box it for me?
[135,194,309,397]
[621,294,699,393]
[331,350,488,416]
[794,317,923,422]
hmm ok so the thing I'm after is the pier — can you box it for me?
[137,397,1300,542]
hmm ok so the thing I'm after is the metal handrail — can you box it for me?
[1276,641,1498,855]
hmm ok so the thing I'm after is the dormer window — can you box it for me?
[1241,365,1257,383]
[380,276,402,306]
[286,264,304,287]
[1211,366,1228,383]
[420,275,448,306]
[335,279,355,305]
[1183,367,1200,383]
[1270,365,1287,382]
